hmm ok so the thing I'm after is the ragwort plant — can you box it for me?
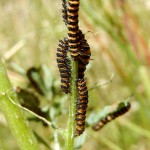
[0,0,133,150]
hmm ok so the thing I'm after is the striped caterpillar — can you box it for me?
[56,38,71,94]
[92,102,131,131]
[75,78,88,136]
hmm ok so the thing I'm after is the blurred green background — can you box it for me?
[1,0,150,149]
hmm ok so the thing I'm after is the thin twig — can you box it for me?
[0,91,59,130]
[89,73,115,91]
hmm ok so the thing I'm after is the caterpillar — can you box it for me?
[78,30,91,78]
[67,0,80,60]
[62,0,91,67]
[92,102,131,131]
[56,37,71,94]
[75,78,88,136]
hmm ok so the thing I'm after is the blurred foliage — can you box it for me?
[0,0,150,150]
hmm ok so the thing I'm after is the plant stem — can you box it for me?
[139,66,150,101]
[0,59,39,150]
[65,60,78,150]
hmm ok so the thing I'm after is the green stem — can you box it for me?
[139,66,150,100]
[0,59,39,150]
[65,60,78,150]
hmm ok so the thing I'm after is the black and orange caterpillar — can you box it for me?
[67,0,80,60]
[75,78,88,136]
[78,30,91,78]
[92,102,131,131]
[56,37,71,94]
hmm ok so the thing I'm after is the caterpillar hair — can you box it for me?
[62,0,68,25]
[75,78,88,136]
[92,102,131,131]
[56,37,71,94]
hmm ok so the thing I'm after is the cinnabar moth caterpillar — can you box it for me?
[56,37,71,94]
[75,78,88,136]
[92,102,131,131]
